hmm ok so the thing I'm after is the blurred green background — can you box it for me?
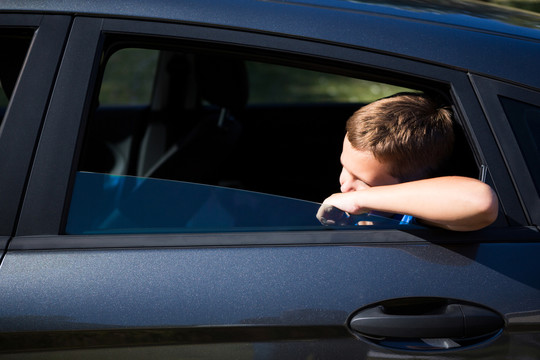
[483,0,540,12]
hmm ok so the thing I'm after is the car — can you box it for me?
[0,0,539,358]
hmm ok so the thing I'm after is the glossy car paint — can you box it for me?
[2,0,540,89]
[0,0,539,358]
[1,236,539,357]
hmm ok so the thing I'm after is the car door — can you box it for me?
[1,15,539,359]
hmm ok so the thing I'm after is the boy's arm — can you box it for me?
[321,176,498,231]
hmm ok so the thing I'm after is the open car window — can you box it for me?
[67,44,470,235]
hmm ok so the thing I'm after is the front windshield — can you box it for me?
[66,172,419,234]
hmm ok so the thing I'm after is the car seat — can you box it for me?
[139,51,249,186]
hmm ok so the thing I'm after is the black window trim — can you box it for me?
[9,225,540,251]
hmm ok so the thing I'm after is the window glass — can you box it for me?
[247,61,414,105]
[500,96,540,195]
[99,48,159,106]
[68,45,427,235]
[66,172,414,234]
[0,32,32,125]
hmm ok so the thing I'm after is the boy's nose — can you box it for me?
[339,168,357,193]
[340,180,356,193]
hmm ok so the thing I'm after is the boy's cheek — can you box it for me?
[339,176,371,193]
[354,180,371,191]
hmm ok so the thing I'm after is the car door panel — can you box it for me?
[1,236,540,357]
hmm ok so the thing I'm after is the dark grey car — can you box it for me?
[0,0,539,358]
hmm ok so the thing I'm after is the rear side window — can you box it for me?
[500,96,540,195]
[67,45,456,235]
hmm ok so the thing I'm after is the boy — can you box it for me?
[318,93,498,231]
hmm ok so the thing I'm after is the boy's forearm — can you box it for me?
[322,176,499,231]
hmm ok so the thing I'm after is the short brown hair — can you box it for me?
[346,93,454,181]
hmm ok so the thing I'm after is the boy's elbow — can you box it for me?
[442,183,498,232]
[474,186,499,229]
[459,184,499,231]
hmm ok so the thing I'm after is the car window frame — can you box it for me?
[470,74,540,227]
[0,14,71,237]
[14,15,528,245]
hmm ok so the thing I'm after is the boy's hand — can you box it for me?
[316,203,350,226]
[316,202,374,226]
[321,191,368,215]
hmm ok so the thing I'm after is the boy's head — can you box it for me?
[345,92,454,183]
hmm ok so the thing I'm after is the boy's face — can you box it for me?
[339,134,399,193]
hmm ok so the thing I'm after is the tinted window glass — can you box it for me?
[99,48,159,106]
[0,31,32,125]
[500,96,540,195]
[66,172,414,234]
[69,45,427,235]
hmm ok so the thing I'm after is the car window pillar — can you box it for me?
[16,17,103,236]
[0,14,71,237]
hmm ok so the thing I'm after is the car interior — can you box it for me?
[78,45,479,204]
[0,32,32,125]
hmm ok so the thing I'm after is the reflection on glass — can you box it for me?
[66,172,420,235]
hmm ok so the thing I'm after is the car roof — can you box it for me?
[3,0,540,89]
